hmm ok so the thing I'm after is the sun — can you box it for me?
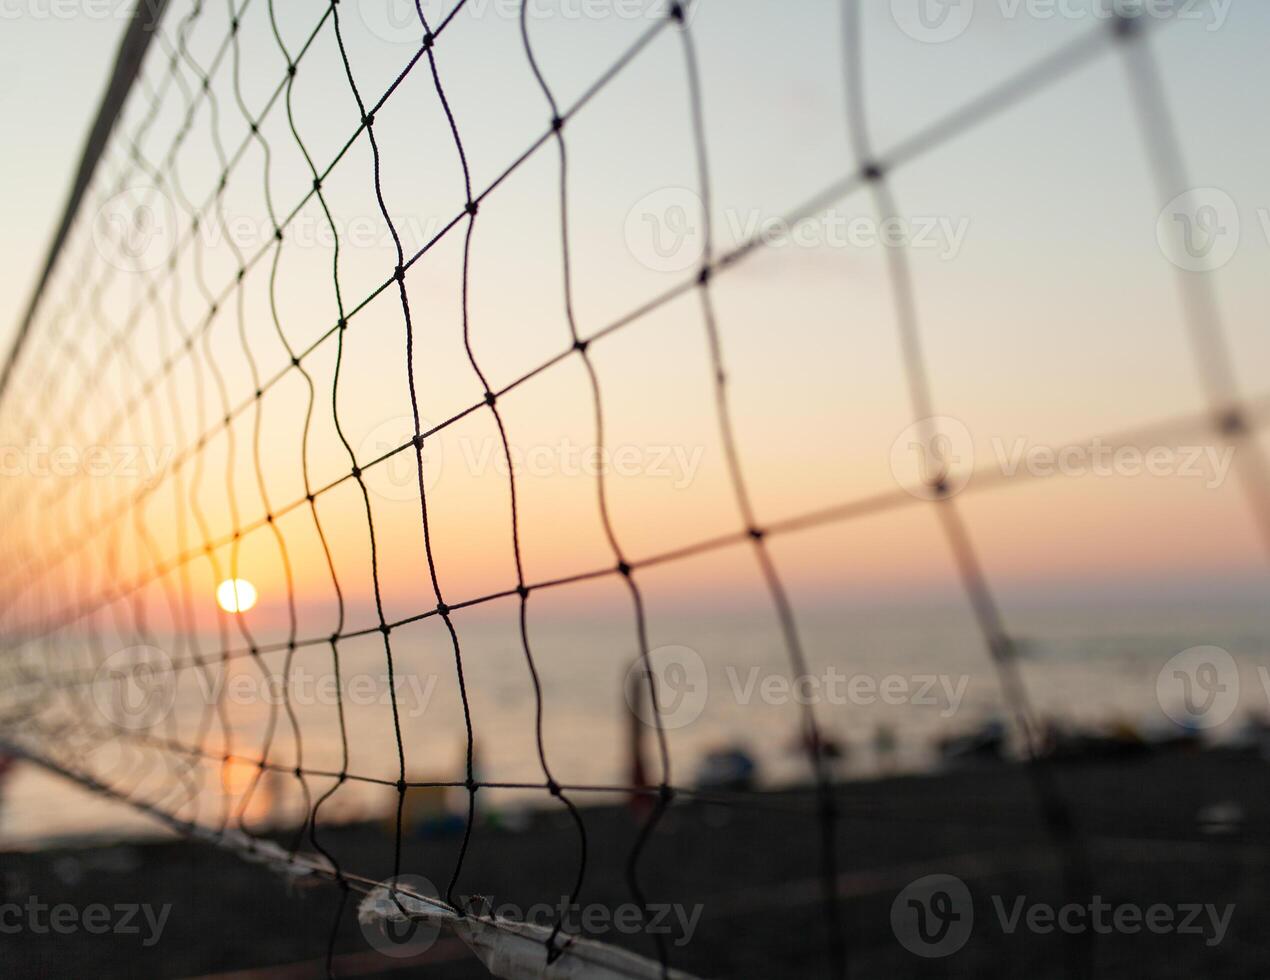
[216,578,258,614]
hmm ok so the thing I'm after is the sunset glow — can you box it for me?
[216,579,258,615]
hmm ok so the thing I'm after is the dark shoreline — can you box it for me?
[3,749,1269,978]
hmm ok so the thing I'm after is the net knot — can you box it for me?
[1112,11,1142,39]
[1218,408,1246,437]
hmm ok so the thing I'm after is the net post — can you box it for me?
[0,0,171,408]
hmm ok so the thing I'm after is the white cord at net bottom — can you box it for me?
[0,736,701,980]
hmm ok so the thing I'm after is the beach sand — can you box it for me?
[3,749,1268,978]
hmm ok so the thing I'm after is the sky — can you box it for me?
[2,0,1270,649]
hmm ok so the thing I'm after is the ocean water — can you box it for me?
[3,600,1267,846]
